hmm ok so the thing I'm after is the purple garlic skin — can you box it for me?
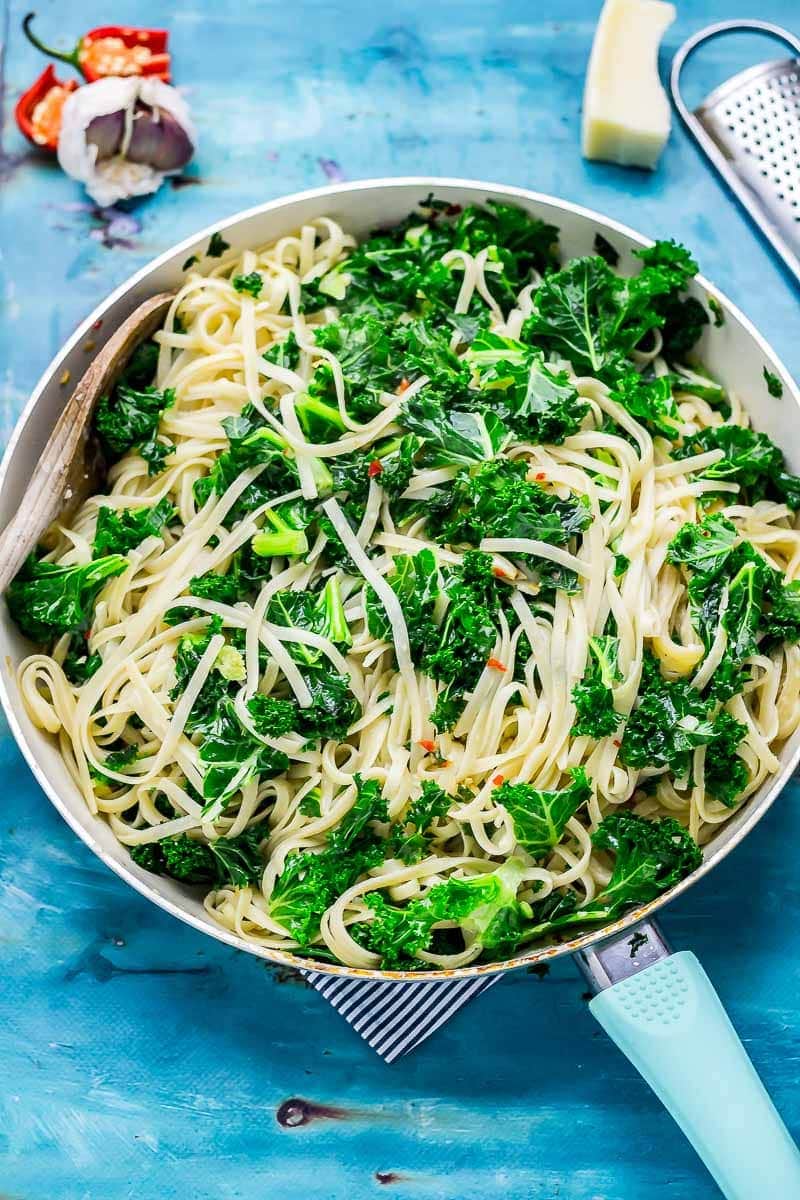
[85,110,125,160]
[84,102,193,171]
[127,104,194,171]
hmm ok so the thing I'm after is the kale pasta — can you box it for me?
[11,199,800,970]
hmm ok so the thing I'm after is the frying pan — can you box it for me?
[2,179,799,1198]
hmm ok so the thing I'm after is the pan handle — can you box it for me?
[577,921,800,1199]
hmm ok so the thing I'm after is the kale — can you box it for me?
[365,548,439,657]
[427,457,590,553]
[297,669,361,741]
[495,767,592,859]
[635,241,708,360]
[393,318,473,408]
[376,434,419,498]
[251,500,312,559]
[119,340,159,390]
[572,636,623,738]
[518,812,702,947]
[622,642,744,806]
[170,618,229,733]
[130,825,265,888]
[609,372,681,439]
[62,636,102,684]
[667,513,737,577]
[207,232,230,258]
[585,811,702,912]
[335,199,557,321]
[309,314,398,422]
[268,775,387,944]
[263,332,300,371]
[198,698,289,804]
[7,553,127,643]
[189,568,242,606]
[465,330,589,444]
[620,653,715,776]
[267,578,351,665]
[400,392,509,467]
[358,858,532,968]
[667,515,800,700]
[522,240,699,382]
[232,272,263,298]
[703,712,749,807]
[388,780,451,863]
[420,552,504,724]
[673,424,800,510]
[94,383,175,467]
[247,693,299,738]
[193,405,326,525]
[366,548,505,731]
[92,497,175,557]
[708,297,725,328]
[763,367,783,399]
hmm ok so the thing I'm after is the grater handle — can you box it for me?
[670,20,800,284]
[590,949,800,1200]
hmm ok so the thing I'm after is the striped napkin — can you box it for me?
[303,970,499,1061]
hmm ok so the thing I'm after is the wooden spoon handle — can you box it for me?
[0,292,174,595]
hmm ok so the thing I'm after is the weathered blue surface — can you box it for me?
[1,2,800,1196]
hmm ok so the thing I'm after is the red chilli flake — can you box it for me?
[613,739,622,748]
[487,657,506,672]
[492,566,508,579]
[396,377,411,394]
[367,459,383,478]
[535,472,546,481]
[492,773,504,786]
[419,739,436,753]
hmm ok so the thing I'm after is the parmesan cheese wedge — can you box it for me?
[582,0,676,170]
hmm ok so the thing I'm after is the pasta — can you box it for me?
[11,198,800,971]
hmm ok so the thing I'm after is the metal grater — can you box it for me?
[671,19,800,283]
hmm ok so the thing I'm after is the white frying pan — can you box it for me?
[2,179,799,1198]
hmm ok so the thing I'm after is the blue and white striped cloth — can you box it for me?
[303,970,499,1062]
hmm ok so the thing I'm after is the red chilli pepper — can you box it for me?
[367,459,383,478]
[15,65,78,152]
[23,13,171,83]
[492,773,504,786]
[486,657,506,672]
[419,739,436,753]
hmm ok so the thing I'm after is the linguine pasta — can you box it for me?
[13,200,800,970]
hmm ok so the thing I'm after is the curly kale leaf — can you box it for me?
[268,775,387,944]
[95,383,175,469]
[522,241,700,382]
[465,330,589,444]
[572,636,623,738]
[7,553,127,643]
[496,767,592,859]
[198,698,289,805]
[388,780,451,863]
[130,825,266,888]
[673,424,800,510]
[428,457,589,552]
[92,497,175,558]
[267,577,351,666]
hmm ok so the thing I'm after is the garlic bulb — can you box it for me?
[58,76,196,206]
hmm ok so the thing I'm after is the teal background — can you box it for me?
[1,2,800,1197]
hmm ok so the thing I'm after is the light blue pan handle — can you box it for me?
[588,946,800,1199]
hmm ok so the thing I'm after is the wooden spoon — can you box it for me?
[0,292,174,594]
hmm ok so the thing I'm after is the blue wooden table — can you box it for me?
[2,2,800,1196]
